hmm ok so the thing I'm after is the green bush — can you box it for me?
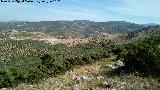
[0,41,111,88]
[0,70,14,88]
[41,54,55,69]
[119,35,160,75]
[0,57,46,88]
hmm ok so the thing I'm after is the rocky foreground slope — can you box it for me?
[10,57,159,90]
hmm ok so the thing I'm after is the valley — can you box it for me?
[0,20,160,90]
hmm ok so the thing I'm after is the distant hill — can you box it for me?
[126,25,160,40]
[141,23,159,27]
[0,20,144,37]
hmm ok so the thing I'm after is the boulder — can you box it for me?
[116,60,124,67]
[112,60,124,69]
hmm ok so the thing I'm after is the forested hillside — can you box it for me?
[0,21,144,37]
[126,25,160,40]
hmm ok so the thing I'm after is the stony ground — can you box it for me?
[7,57,160,90]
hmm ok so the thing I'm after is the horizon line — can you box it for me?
[1,20,159,25]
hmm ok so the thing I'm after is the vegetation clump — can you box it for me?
[118,35,160,76]
[0,40,111,88]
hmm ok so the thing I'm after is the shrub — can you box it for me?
[0,57,46,88]
[41,54,55,69]
[0,70,14,88]
[0,41,111,88]
[119,35,160,75]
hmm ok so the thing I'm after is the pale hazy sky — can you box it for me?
[0,0,160,24]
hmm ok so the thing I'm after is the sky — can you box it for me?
[0,0,160,24]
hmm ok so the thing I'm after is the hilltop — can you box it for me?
[126,25,160,40]
[0,20,144,37]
